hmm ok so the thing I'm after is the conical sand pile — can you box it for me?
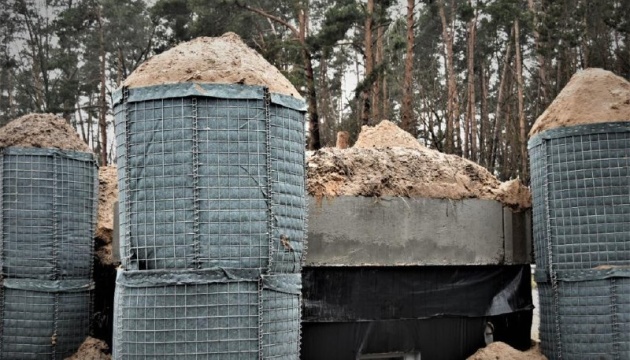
[529,68,630,136]
[123,32,302,99]
[0,113,90,151]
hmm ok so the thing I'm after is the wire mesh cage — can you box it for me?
[0,278,93,359]
[113,84,306,273]
[112,269,301,360]
[0,148,98,280]
[537,272,630,360]
[529,122,630,359]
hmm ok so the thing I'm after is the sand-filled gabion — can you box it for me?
[114,33,305,359]
[529,68,630,360]
[114,34,306,273]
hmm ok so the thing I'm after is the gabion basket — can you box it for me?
[529,122,630,359]
[0,278,93,359]
[536,269,630,360]
[112,269,301,360]
[113,84,306,273]
[0,148,98,280]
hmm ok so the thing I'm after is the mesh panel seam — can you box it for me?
[265,88,274,275]
[191,97,201,269]
[543,140,563,359]
[123,87,133,265]
[611,278,620,360]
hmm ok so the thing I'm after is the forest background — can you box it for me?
[1,0,629,183]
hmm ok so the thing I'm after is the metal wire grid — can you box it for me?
[114,279,260,359]
[268,105,306,274]
[125,98,196,270]
[530,131,630,271]
[260,288,301,359]
[0,285,91,359]
[0,150,97,279]
[537,278,630,360]
[196,97,269,270]
[116,92,306,272]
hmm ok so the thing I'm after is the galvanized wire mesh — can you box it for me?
[113,270,301,360]
[0,279,93,359]
[268,104,306,274]
[0,148,98,279]
[529,124,630,271]
[113,84,306,273]
[529,122,630,360]
[260,275,301,359]
[537,273,630,360]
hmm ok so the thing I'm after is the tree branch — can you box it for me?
[236,2,300,40]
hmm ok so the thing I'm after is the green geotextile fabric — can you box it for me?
[113,269,301,360]
[0,278,93,359]
[0,148,98,280]
[113,84,306,274]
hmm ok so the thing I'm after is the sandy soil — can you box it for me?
[123,33,302,99]
[308,120,531,210]
[529,68,630,136]
[96,166,119,266]
[0,113,90,152]
[64,337,111,360]
[467,342,547,360]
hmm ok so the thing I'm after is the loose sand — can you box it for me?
[123,33,302,99]
[467,341,547,360]
[308,120,531,210]
[0,113,90,152]
[64,337,111,360]
[529,68,630,136]
[96,166,118,266]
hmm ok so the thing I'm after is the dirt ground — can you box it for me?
[96,166,119,266]
[0,113,90,151]
[308,120,531,211]
[529,68,630,136]
[468,341,547,360]
[65,337,111,360]
[124,32,302,99]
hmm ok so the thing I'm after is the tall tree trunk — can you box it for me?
[465,3,477,160]
[117,47,124,87]
[98,6,108,166]
[361,0,374,126]
[479,63,489,167]
[373,21,384,122]
[514,19,527,181]
[490,31,512,170]
[438,0,459,154]
[401,0,416,136]
[238,3,321,148]
[299,9,321,150]
[77,101,88,143]
[527,0,549,106]
[382,69,389,119]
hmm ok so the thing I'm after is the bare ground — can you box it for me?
[64,337,111,360]
[96,166,119,266]
[0,113,90,151]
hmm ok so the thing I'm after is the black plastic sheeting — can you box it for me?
[303,265,533,322]
[302,312,533,360]
[301,265,533,360]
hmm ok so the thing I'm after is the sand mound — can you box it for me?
[123,32,302,99]
[64,337,111,360]
[529,68,630,136]
[0,113,90,151]
[96,166,119,266]
[307,121,531,210]
[354,120,425,150]
[467,342,547,360]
